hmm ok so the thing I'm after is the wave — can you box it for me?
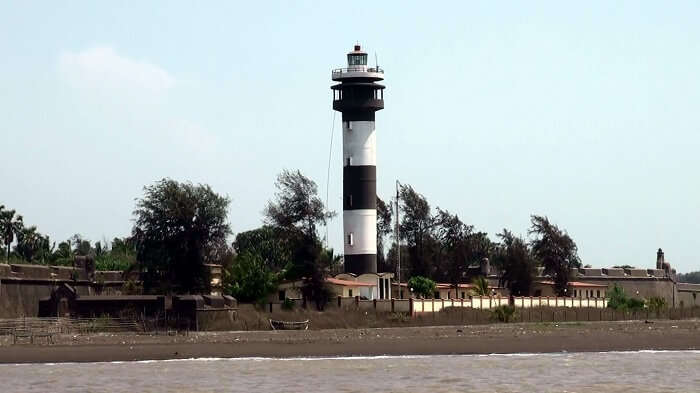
[5,350,700,367]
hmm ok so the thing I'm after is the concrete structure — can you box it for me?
[332,44,385,275]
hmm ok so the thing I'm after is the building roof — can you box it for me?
[326,277,376,287]
[393,282,497,289]
[538,281,608,288]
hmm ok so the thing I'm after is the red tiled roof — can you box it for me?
[538,281,607,288]
[325,277,376,287]
[394,282,494,289]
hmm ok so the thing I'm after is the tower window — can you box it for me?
[346,157,352,166]
[347,233,354,246]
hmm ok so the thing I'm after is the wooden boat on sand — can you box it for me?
[269,319,309,330]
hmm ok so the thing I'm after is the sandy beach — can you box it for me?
[0,319,698,364]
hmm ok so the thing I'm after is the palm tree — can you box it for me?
[15,226,43,262]
[0,207,24,261]
[472,276,490,296]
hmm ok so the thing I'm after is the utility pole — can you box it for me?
[395,180,401,295]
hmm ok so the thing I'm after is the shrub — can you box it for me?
[492,305,516,323]
[607,284,646,311]
[647,297,666,316]
[626,297,645,311]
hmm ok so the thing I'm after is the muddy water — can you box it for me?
[3,351,699,392]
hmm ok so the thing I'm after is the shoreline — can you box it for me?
[1,320,698,364]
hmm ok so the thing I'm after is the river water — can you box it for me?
[3,351,699,392]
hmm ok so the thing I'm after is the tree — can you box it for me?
[376,196,393,272]
[224,252,280,303]
[69,234,93,257]
[0,207,23,261]
[493,229,536,296]
[234,226,292,272]
[131,179,231,293]
[677,271,700,284]
[472,276,490,296]
[407,275,436,298]
[14,226,50,263]
[398,184,438,278]
[263,170,335,310]
[434,209,472,294]
[263,169,335,238]
[529,215,581,296]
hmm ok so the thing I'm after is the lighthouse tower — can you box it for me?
[331,44,385,275]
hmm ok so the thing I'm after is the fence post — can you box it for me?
[373,299,377,310]
[338,296,341,308]
[355,296,359,308]
[391,298,395,313]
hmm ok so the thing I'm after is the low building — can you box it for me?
[533,281,608,298]
[274,272,394,302]
[391,282,508,300]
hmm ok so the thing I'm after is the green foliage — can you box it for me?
[0,206,24,261]
[492,305,516,323]
[647,297,667,315]
[131,179,231,294]
[529,215,581,296]
[224,252,280,303]
[263,169,335,238]
[606,284,628,309]
[493,229,536,296]
[398,184,437,278]
[626,297,645,311]
[607,284,645,311]
[471,276,490,296]
[434,209,491,291]
[263,170,335,310]
[234,226,292,272]
[408,276,436,298]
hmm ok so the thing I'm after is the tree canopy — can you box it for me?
[529,215,581,296]
[407,275,436,298]
[493,229,536,296]
[131,179,231,294]
[263,169,335,238]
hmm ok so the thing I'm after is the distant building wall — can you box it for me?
[0,263,127,318]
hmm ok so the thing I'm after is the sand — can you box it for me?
[1,320,698,364]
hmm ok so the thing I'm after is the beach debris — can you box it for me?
[644,320,654,324]
[456,329,463,333]
[672,326,678,328]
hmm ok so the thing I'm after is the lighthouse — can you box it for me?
[331,44,385,275]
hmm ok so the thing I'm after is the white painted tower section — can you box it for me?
[342,121,377,166]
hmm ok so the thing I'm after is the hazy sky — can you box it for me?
[1,2,698,272]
